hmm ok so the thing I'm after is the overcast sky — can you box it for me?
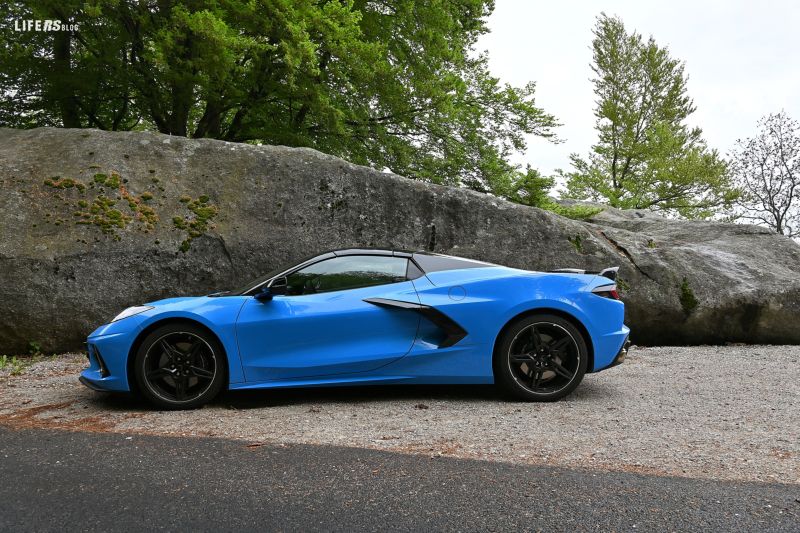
[477,0,800,177]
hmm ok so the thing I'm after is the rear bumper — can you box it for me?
[590,323,630,371]
[609,337,631,368]
[590,329,630,373]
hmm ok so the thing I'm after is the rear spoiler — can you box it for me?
[549,266,619,282]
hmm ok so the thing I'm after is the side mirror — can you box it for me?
[270,276,288,296]
[254,287,273,303]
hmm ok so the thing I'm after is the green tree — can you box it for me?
[0,0,558,203]
[562,13,736,218]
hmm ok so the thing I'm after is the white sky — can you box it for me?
[477,0,800,177]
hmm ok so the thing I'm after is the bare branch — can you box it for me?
[729,112,800,238]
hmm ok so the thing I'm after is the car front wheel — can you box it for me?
[134,323,226,410]
[494,314,588,401]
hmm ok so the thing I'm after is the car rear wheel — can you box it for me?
[134,323,226,410]
[494,314,588,401]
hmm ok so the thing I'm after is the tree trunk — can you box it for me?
[165,32,196,137]
[52,28,81,128]
[193,99,223,138]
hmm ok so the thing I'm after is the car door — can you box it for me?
[235,255,421,382]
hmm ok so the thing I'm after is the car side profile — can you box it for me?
[80,249,630,409]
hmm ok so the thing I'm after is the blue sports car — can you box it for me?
[80,249,630,409]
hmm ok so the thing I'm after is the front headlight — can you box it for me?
[111,305,154,323]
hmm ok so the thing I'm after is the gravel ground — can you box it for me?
[1,345,798,484]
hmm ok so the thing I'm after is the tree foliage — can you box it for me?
[561,13,737,218]
[0,0,558,203]
[728,112,800,238]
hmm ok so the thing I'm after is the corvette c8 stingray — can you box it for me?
[80,249,630,409]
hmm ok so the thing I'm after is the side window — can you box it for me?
[285,256,408,295]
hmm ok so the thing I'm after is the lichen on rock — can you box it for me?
[173,195,219,252]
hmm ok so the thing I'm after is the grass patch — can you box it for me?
[1,343,60,376]
[0,355,28,375]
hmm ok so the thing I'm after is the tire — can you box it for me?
[494,313,588,402]
[133,323,226,410]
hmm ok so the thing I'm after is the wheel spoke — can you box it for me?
[189,365,214,380]
[551,360,574,380]
[188,340,204,364]
[147,368,175,380]
[174,375,188,400]
[549,336,571,354]
[529,326,542,350]
[160,339,179,361]
[530,370,543,390]
[510,353,533,364]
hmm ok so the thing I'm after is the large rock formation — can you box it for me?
[1,127,798,353]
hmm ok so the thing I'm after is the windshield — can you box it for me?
[227,252,325,296]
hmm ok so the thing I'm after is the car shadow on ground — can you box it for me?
[218,384,502,409]
[85,375,618,412]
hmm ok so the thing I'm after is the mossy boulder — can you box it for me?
[1,127,799,353]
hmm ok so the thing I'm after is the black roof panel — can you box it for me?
[332,248,412,258]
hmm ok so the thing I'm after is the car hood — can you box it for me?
[144,296,203,307]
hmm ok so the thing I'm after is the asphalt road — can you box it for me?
[0,427,797,532]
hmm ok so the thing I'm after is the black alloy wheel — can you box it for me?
[134,323,226,409]
[494,314,588,401]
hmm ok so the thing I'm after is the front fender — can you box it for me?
[86,297,248,391]
[134,303,247,384]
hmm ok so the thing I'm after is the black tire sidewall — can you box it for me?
[134,323,227,410]
[494,314,588,402]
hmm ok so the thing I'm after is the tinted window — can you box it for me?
[412,253,494,273]
[233,252,335,295]
[285,256,408,295]
[406,260,424,280]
